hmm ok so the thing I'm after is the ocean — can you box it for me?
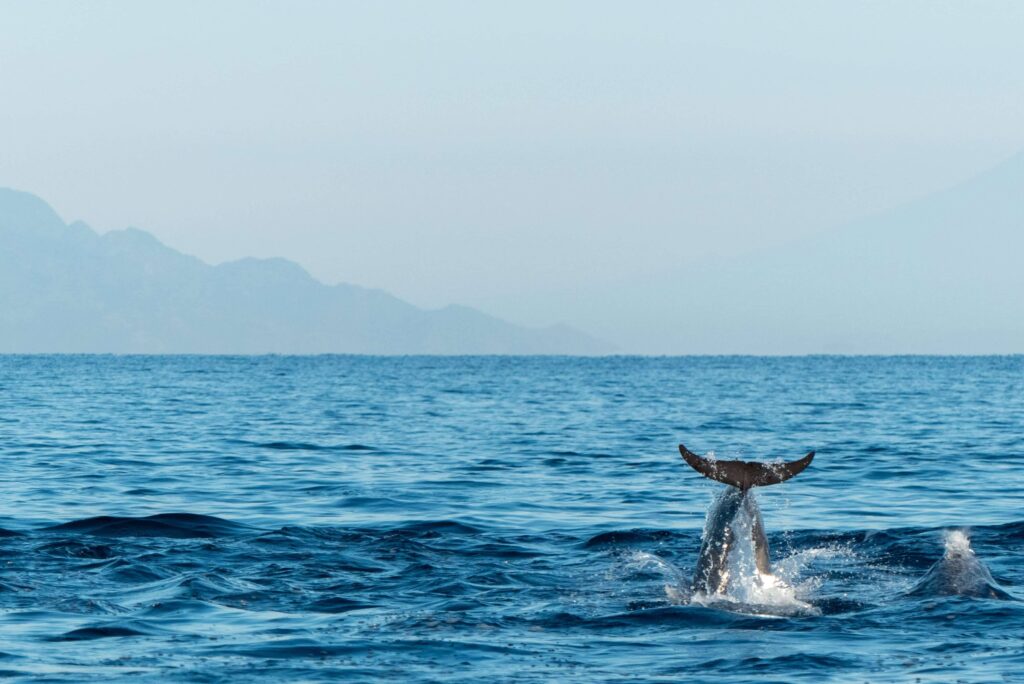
[0,355,1021,681]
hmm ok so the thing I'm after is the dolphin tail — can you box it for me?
[678,444,814,491]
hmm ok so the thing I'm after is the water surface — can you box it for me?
[0,356,1021,681]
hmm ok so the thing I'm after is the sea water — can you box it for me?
[0,355,1021,681]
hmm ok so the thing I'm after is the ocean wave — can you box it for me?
[583,529,684,548]
[231,440,380,453]
[43,513,257,539]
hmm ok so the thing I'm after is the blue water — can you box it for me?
[0,356,1022,682]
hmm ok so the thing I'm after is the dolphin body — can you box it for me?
[908,529,1014,600]
[680,444,814,595]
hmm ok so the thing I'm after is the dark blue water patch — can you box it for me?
[305,596,379,614]
[123,487,162,496]
[579,605,785,631]
[98,559,177,584]
[461,458,513,471]
[52,622,158,641]
[583,529,683,548]
[35,539,118,558]
[393,520,483,537]
[986,519,1024,540]
[53,597,131,615]
[43,513,257,538]
[693,651,862,675]
[258,440,379,452]
[0,581,33,593]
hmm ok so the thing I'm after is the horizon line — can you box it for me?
[1,352,1021,359]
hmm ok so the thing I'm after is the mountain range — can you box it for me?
[0,189,610,354]
[3,149,1022,355]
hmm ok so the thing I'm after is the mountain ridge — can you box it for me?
[0,188,611,355]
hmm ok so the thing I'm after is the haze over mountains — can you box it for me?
[2,150,1022,355]
[579,151,1024,354]
[0,189,609,354]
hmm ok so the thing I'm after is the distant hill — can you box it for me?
[602,151,1024,354]
[0,189,610,354]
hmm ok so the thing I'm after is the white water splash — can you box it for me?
[615,500,859,616]
[943,528,973,557]
[771,545,857,596]
[690,497,822,616]
[621,550,690,601]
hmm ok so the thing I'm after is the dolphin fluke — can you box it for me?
[679,444,814,490]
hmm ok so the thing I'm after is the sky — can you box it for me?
[1,1,1022,349]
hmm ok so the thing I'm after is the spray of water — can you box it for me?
[617,511,831,615]
[689,496,819,615]
[622,551,683,603]
[943,529,972,556]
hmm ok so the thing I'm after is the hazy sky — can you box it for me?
[2,1,1022,345]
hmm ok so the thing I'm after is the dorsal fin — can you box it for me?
[678,444,814,490]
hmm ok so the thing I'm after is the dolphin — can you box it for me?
[907,529,1014,600]
[679,444,814,595]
